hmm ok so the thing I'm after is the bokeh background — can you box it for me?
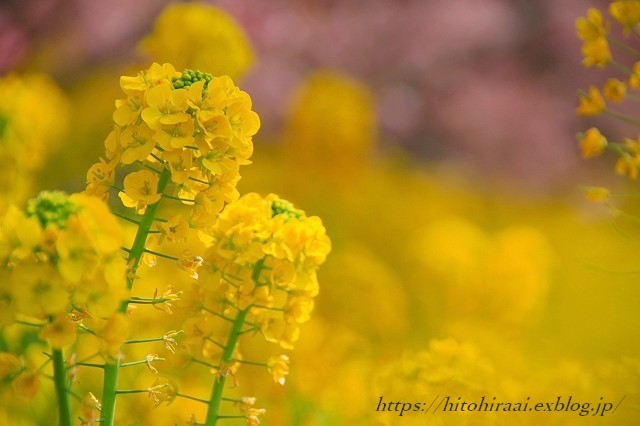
[1,0,639,424]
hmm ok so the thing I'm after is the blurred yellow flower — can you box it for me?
[40,313,77,348]
[140,3,254,81]
[282,71,377,184]
[12,369,39,399]
[576,86,606,116]
[609,1,640,34]
[97,313,129,358]
[579,127,608,158]
[581,37,611,68]
[0,73,70,206]
[603,78,626,102]
[582,186,610,202]
[576,8,608,41]
[630,61,640,88]
[0,353,22,380]
[615,153,640,179]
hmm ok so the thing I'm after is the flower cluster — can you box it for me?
[576,2,640,182]
[86,62,259,229]
[181,192,330,370]
[139,3,255,81]
[0,73,70,206]
[0,191,128,352]
[281,71,377,184]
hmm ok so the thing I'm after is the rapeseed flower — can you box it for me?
[140,3,254,81]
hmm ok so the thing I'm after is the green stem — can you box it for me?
[203,308,249,426]
[100,167,171,426]
[52,349,72,426]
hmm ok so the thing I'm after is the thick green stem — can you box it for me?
[52,349,72,426]
[203,308,249,426]
[100,167,171,426]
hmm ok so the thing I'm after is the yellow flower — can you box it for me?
[120,62,180,95]
[576,8,608,41]
[118,170,162,213]
[581,37,611,68]
[0,205,41,264]
[97,313,129,358]
[13,264,68,316]
[163,147,194,184]
[267,355,290,385]
[579,127,608,158]
[0,353,22,380]
[156,214,189,243]
[178,250,204,279]
[583,186,610,202]
[603,78,626,102]
[284,296,314,324]
[85,160,116,201]
[609,1,640,34]
[141,84,190,131]
[0,73,70,205]
[630,62,640,88]
[118,124,155,164]
[40,313,77,348]
[615,153,640,179]
[576,86,606,116]
[12,368,40,399]
[155,119,195,151]
[79,393,102,426]
[148,377,178,406]
[139,3,254,81]
[281,72,376,183]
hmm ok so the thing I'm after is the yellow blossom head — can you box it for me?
[140,3,254,81]
[578,127,608,158]
[609,1,640,34]
[89,63,259,228]
[282,71,377,183]
[576,8,608,41]
[0,73,70,205]
[603,78,626,102]
[577,86,606,116]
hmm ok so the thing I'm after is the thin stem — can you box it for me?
[234,359,266,367]
[126,297,173,306]
[144,248,179,261]
[52,349,72,426]
[124,336,165,344]
[100,167,171,426]
[609,59,632,75]
[608,36,640,58]
[605,109,640,127]
[162,193,195,203]
[121,357,164,368]
[74,362,104,369]
[203,308,250,426]
[15,320,45,328]
[192,358,219,370]
[112,211,141,225]
[178,393,209,404]
[115,389,148,395]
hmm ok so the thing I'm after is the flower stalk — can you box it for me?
[204,307,250,426]
[52,348,72,426]
[100,167,170,426]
